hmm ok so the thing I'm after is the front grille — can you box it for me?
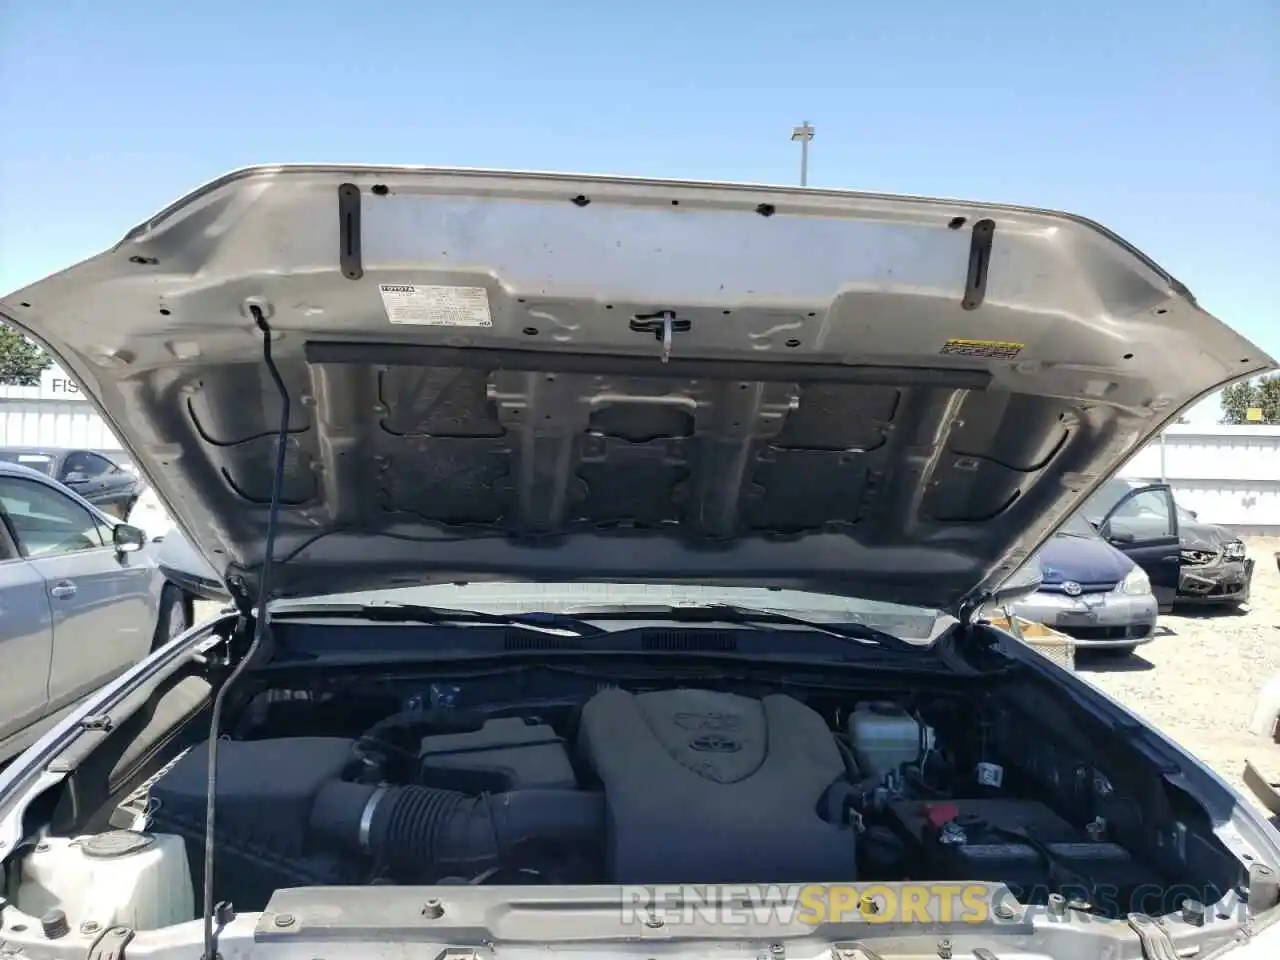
[1181,548,1220,566]
[1055,623,1154,642]
[1039,581,1116,595]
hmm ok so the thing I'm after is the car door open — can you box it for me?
[59,451,133,518]
[1097,482,1182,611]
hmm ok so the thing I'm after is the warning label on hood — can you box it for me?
[378,284,493,327]
[939,338,1024,360]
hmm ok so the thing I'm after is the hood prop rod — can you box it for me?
[201,305,291,960]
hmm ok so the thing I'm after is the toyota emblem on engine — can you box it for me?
[1062,581,1083,596]
[689,734,742,753]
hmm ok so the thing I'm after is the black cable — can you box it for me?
[201,307,290,960]
[966,819,1091,889]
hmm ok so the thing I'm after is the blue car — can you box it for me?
[1006,512,1157,655]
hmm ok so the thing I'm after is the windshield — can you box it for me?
[1056,512,1100,539]
[0,451,56,477]
[1079,477,1137,524]
[271,582,948,642]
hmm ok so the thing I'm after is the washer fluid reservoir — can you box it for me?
[17,830,193,931]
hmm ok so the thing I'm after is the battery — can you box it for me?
[883,797,1160,904]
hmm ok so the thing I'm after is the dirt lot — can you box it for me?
[1078,537,1280,809]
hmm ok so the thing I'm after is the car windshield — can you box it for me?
[0,451,56,477]
[271,583,949,643]
[1079,477,1138,525]
[1056,512,1101,539]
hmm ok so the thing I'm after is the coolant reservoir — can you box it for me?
[848,701,932,781]
[17,830,193,931]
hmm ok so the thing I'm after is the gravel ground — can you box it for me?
[193,542,1280,804]
[1078,537,1280,809]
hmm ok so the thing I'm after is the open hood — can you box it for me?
[1,165,1272,612]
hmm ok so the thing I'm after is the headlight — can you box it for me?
[1117,566,1151,596]
[1223,540,1247,561]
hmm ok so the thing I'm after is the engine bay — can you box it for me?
[7,653,1246,934]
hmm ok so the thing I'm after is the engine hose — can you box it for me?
[310,780,604,878]
[352,709,487,766]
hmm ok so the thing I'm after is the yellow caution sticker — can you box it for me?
[940,338,1024,360]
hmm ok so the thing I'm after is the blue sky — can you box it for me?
[2,0,1275,422]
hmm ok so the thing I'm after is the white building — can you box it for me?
[0,364,128,462]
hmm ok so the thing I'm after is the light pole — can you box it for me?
[791,121,815,186]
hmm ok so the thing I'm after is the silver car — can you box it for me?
[1006,513,1159,655]
[1,166,1278,960]
[0,461,161,764]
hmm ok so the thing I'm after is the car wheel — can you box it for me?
[152,584,190,651]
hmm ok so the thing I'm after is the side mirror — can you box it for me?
[63,471,88,485]
[113,523,147,554]
[1108,530,1137,544]
[1188,509,1198,520]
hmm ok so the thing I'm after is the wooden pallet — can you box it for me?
[986,614,1077,671]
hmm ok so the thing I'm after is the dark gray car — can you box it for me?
[1082,477,1254,608]
[0,461,160,764]
[0,447,143,519]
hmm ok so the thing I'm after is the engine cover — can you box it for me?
[578,688,853,883]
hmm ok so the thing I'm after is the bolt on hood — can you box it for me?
[1,165,1273,612]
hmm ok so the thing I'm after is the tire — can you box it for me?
[152,584,191,651]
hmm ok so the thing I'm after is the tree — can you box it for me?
[0,323,52,386]
[1220,374,1280,425]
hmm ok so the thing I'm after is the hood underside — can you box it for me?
[1,165,1273,610]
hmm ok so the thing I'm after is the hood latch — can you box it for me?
[630,309,690,363]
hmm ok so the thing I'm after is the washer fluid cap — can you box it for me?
[81,829,155,859]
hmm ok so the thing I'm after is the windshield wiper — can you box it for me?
[274,602,610,637]
[564,602,923,650]
[274,601,924,649]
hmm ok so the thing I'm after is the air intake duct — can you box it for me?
[310,781,604,879]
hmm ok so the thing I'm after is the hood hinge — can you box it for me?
[86,924,134,960]
[955,589,994,628]
[225,574,257,616]
[1126,913,1177,960]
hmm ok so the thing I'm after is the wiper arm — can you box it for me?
[274,601,921,649]
[275,602,609,637]
[603,603,919,650]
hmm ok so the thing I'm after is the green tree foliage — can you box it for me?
[0,323,52,386]
[1220,374,1280,425]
